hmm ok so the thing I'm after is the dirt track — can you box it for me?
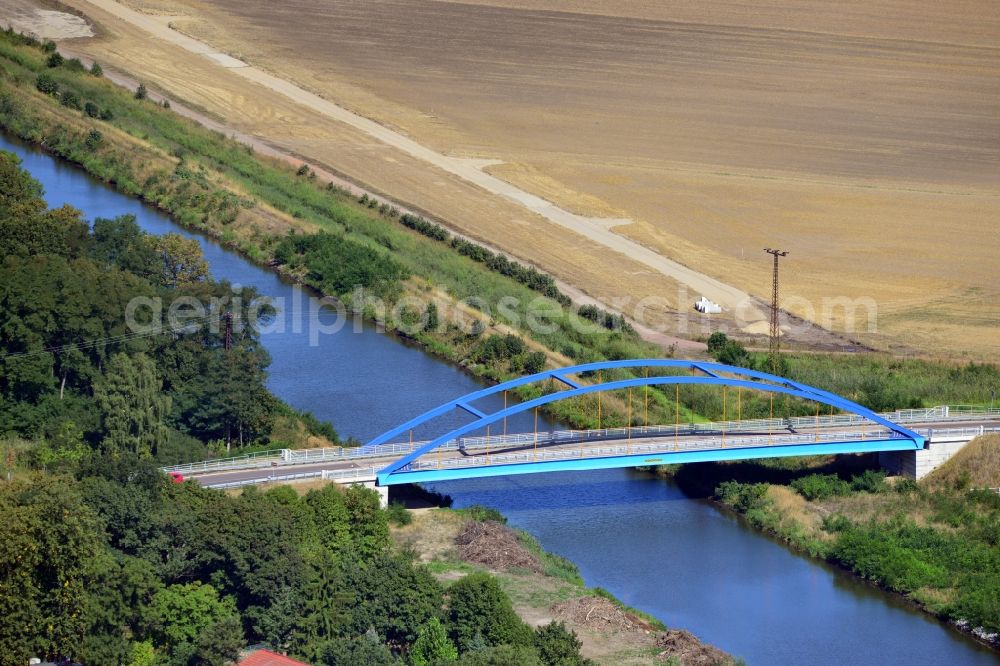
[24,0,1000,358]
[61,0,765,321]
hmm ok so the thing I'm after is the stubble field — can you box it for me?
[44,0,1000,358]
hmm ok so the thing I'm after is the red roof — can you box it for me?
[239,649,310,666]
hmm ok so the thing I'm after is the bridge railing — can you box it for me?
[164,406,1000,476]
[402,430,900,472]
[401,426,1000,473]
[201,465,379,490]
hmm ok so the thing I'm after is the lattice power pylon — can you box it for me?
[764,248,788,373]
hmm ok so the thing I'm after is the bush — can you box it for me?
[791,474,851,501]
[455,505,506,523]
[577,304,634,334]
[716,481,770,512]
[523,351,546,375]
[534,621,590,666]
[84,101,100,118]
[99,107,114,121]
[59,90,81,110]
[134,82,147,100]
[35,72,57,95]
[65,58,86,73]
[89,61,103,77]
[851,469,888,494]
[85,129,103,151]
[46,51,64,68]
[386,501,412,526]
[446,572,533,653]
[473,334,525,364]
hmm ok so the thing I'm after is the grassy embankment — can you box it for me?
[0,29,700,430]
[0,30,997,435]
[660,436,1000,645]
[390,504,742,665]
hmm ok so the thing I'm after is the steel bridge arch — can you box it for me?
[369,359,924,484]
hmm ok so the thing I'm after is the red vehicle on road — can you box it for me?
[168,471,184,484]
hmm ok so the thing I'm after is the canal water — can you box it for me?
[4,135,996,665]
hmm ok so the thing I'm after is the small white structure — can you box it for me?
[694,296,722,314]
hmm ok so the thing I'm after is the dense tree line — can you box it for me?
[0,151,327,462]
[0,459,592,665]
[273,231,408,298]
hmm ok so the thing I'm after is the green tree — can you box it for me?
[128,641,155,666]
[410,617,457,666]
[89,61,103,77]
[94,353,170,458]
[192,615,245,666]
[523,351,546,375]
[135,82,148,100]
[306,485,352,556]
[344,484,390,559]
[319,635,398,666]
[533,622,590,666]
[277,549,351,659]
[345,552,443,646]
[455,644,543,666]
[147,582,239,649]
[0,479,107,665]
[46,51,64,67]
[446,573,532,653]
[424,302,439,332]
[149,233,208,286]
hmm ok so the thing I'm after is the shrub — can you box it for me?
[41,39,56,53]
[46,51,64,68]
[523,351,547,375]
[850,469,888,494]
[99,107,114,121]
[65,58,85,73]
[716,481,770,512]
[59,90,81,110]
[577,304,634,334]
[85,129,103,151]
[424,301,439,332]
[473,334,525,364]
[386,500,412,526]
[35,72,57,95]
[446,572,534,652]
[84,101,100,118]
[89,61,102,77]
[134,83,147,100]
[791,474,851,501]
[455,505,506,523]
[296,163,310,176]
[534,621,589,666]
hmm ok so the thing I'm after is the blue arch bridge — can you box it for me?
[173,359,1000,495]
[366,359,925,486]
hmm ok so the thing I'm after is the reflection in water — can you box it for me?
[4,134,996,665]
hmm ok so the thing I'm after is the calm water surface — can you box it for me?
[5,135,996,665]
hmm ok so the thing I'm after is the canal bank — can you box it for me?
[4,133,997,664]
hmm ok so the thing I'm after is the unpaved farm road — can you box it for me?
[75,0,764,321]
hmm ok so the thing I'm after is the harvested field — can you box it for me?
[0,0,93,38]
[53,0,1000,357]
